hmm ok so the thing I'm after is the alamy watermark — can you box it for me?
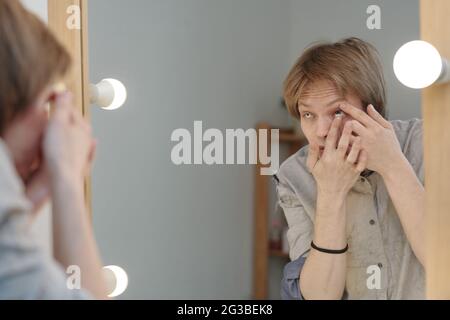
[66,265,129,298]
[170,121,279,175]
[66,265,82,290]
[366,265,382,290]
[66,5,81,30]
[366,5,381,30]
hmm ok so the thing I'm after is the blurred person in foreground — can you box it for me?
[0,0,107,299]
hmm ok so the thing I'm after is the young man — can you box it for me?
[277,37,425,300]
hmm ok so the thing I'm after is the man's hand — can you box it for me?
[24,162,51,214]
[340,103,405,176]
[307,116,367,199]
[43,91,96,184]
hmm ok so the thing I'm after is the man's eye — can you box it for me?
[302,112,312,119]
[334,110,344,117]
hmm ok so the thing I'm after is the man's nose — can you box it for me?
[316,118,332,139]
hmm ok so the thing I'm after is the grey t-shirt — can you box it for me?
[0,139,91,299]
[276,118,425,300]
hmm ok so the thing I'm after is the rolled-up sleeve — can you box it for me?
[274,176,313,300]
[404,119,424,185]
[275,178,313,262]
[0,140,91,299]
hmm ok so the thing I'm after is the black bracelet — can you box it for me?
[311,241,348,254]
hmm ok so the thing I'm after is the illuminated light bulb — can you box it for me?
[102,265,129,298]
[90,78,127,110]
[393,40,450,89]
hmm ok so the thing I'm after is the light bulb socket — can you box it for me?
[90,79,127,110]
[437,59,450,84]
[90,81,116,108]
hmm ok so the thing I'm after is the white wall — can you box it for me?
[21,0,48,21]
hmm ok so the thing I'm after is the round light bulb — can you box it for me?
[103,265,129,298]
[393,40,443,89]
[90,78,127,110]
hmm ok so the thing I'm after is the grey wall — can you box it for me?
[288,0,421,120]
[89,0,291,299]
[88,0,420,299]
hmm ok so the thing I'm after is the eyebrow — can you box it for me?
[299,98,345,110]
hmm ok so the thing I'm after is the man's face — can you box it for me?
[2,85,54,179]
[298,80,364,156]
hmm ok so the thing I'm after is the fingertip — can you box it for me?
[54,91,74,111]
[345,121,353,129]
[56,91,70,102]
[64,90,74,100]
[344,120,352,129]
[332,116,342,127]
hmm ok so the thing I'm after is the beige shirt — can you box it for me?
[276,118,425,300]
[0,138,90,299]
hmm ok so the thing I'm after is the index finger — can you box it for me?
[306,144,319,172]
[51,92,74,123]
[340,102,376,128]
[325,116,342,150]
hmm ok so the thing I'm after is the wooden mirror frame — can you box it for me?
[47,0,92,214]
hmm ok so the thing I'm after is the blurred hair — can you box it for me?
[0,0,71,135]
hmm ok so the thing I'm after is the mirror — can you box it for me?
[87,0,421,299]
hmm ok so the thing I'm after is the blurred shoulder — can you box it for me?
[275,144,315,192]
[389,118,423,154]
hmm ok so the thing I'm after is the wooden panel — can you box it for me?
[420,0,450,299]
[252,124,307,299]
[48,0,92,214]
[253,123,271,299]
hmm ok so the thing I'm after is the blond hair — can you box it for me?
[283,37,386,119]
[0,0,71,135]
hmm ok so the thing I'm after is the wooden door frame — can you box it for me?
[421,0,450,300]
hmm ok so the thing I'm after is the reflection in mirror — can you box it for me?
[87,0,422,300]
